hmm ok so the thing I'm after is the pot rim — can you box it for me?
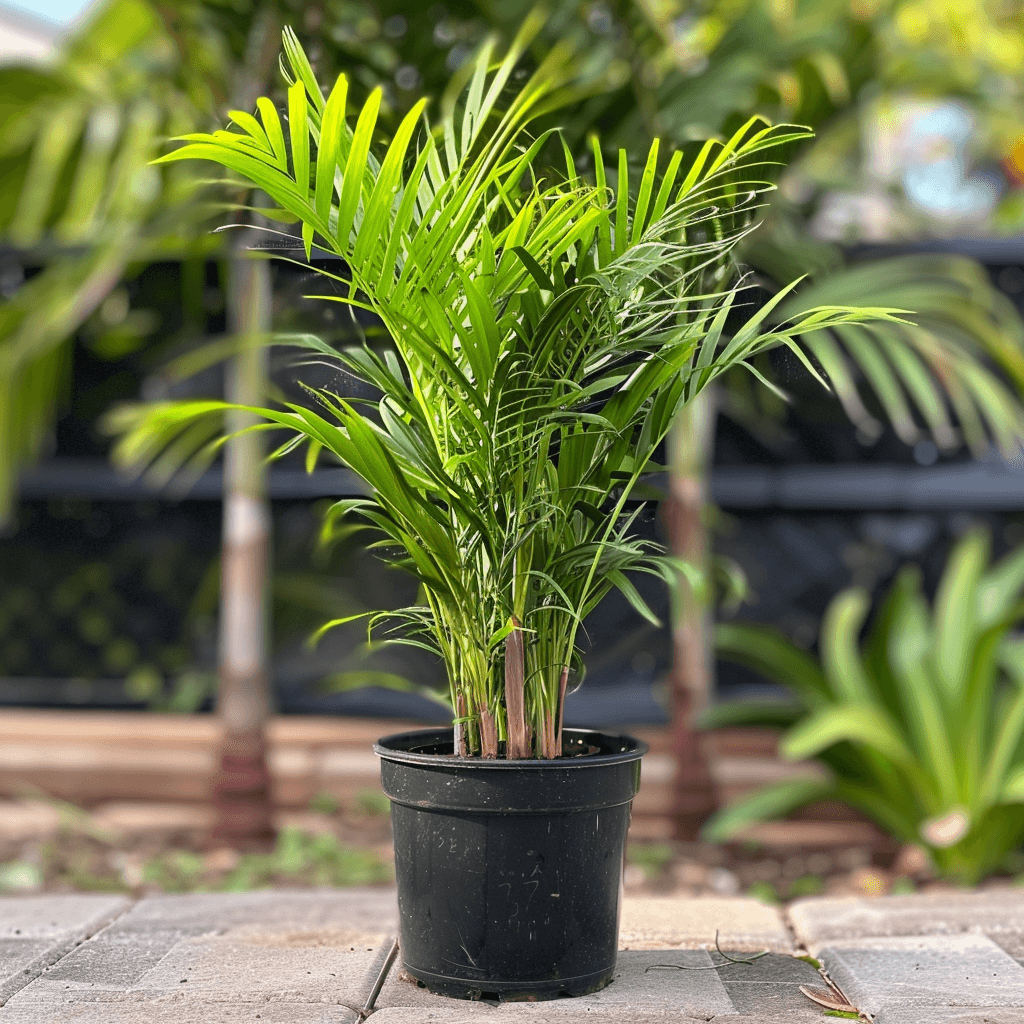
[374,726,648,769]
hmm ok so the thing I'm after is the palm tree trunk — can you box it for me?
[211,245,274,849]
[664,387,719,840]
[207,2,282,851]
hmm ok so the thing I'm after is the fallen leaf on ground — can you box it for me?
[799,983,858,1013]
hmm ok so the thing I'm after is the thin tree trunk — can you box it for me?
[664,387,719,840]
[211,244,274,849]
[207,4,280,851]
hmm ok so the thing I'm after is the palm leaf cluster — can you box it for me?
[0,96,193,523]
[0,0,239,525]
[764,253,1024,455]
[706,529,1024,883]
[112,26,900,758]
[589,0,1024,456]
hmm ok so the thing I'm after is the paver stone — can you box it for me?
[108,889,397,936]
[366,1010,714,1023]
[620,896,793,952]
[367,1010,834,1024]
[817,933,1024,1017]
[874,1009,1024,1024]
[7,890,398,1019]
[789,891,1024,951]
[375,949,736,1016]
[0,895,129,1005]
[0,999,360,1022]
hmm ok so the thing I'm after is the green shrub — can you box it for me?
[704,529,1024,884]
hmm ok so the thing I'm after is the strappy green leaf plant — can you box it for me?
[110,27,903,759]
[704,529,1024,884]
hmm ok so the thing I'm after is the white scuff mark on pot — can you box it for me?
[454,922,479,967]
[442,954,477,970]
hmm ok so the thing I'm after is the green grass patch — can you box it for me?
[746,880,779,904]
[355,790,391,816]
[787,874,825,898]
[308,792,340,815]
[143,850,207,893]
[626,842,675,877]
[219,828,391,890]
[138,828,392,893]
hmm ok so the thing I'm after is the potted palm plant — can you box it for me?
[112,20,899,1001]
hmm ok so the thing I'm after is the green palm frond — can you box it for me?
[0,2,216,525]
[598,0,1024,458]
[109,28,902,759]
[768,255,1024,454]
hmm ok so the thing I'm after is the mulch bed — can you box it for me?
[621,838,1017,902]
[1,797,1020,900]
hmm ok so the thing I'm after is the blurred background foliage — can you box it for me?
[2,0,1024,676]
[4,0,1024,516]
[2,0,1024,874]
[2,0,1024,647]
[706,527,1024,883]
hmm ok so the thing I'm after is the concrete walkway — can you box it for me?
[0,888,1021,1022]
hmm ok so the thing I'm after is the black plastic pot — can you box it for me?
[374,727,647,1001]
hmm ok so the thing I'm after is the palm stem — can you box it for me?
[213,240,274,849]
[665,387,720,839]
